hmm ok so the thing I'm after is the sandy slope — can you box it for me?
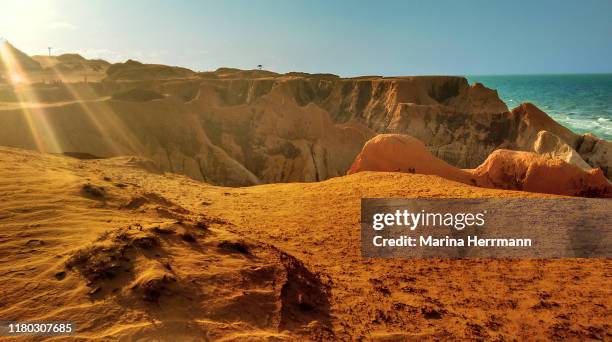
[0,147,610,341]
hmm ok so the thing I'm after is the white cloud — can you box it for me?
[48,22,76,30]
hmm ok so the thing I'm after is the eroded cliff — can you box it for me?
[348,134,611,198]
[0,67,609,185]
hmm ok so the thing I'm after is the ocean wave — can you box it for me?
[559,116,612,139]
[468,74,612,140]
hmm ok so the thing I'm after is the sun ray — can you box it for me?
[0,41,62,153]
[44,65,147,157]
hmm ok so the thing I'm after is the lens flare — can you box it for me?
[9,72,23,84]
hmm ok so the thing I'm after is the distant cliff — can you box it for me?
[0,66,609,185]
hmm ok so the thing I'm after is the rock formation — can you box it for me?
[347,134,472,184]
[0,77,373,185]
[311,79,610,178]
[348,134,611,198]
[533,130,590,170]
[576,133,612,177]
[507,103,610,176]
[472,149,611,197]
[0,49,610,185]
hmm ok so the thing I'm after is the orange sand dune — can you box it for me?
[0,146,609,340]
[348,134,612,198]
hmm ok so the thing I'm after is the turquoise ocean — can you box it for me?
[467,74,612,140]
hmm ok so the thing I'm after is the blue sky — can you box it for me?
[1,0,611,76]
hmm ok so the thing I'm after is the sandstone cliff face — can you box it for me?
[348,134,612,198]
[0,77,372,186]
[309,78,609,177]
[472,149,611,197]
[0,69,609,185]
[576,133,611,177]
[333,80,610,178]
[174,74,610,178]
[508,104,610,178]
[533,130,591,170]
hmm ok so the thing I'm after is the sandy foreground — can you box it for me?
[0,146,609,341]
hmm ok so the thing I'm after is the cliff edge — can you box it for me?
[0,59,609,185]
